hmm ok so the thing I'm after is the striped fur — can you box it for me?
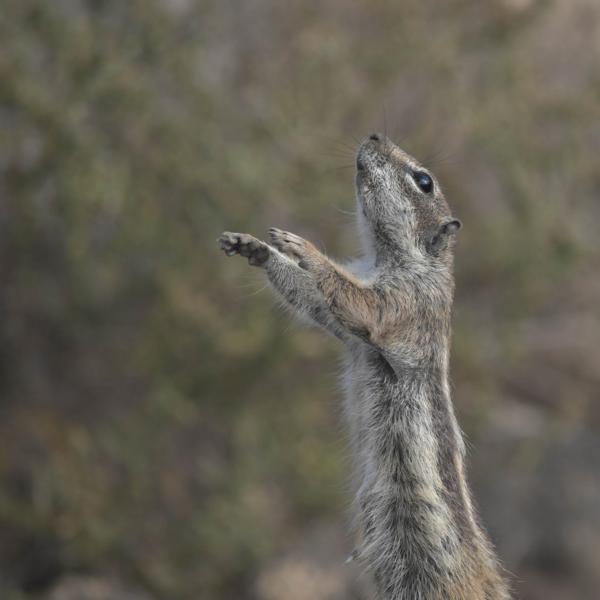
[218,134,510,599]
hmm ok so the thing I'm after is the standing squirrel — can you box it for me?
[218,133,510,600]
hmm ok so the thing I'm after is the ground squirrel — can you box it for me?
[218,133,510,599]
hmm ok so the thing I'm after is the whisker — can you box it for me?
[317,134,357,153]
[335,207,357,216]
[422,148,460,168]
[233,281,267,289]
[318,164,355,174]
[241,282,270,298]
[383,103,388,140]
[316,149,355,159]
[323,145,355,157]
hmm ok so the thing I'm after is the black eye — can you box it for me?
[412,171,433,194]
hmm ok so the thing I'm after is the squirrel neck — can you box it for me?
[356,221,454,274]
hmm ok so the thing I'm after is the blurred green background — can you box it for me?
[1,1,599,599]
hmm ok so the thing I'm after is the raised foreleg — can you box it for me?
[218,231,350,342]
[266,229,392,347]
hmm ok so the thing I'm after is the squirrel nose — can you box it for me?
[369,133,383,142]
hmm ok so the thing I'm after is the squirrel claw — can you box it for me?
[218,232,270,267]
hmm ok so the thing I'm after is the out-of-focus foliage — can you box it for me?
[0,0,599,599]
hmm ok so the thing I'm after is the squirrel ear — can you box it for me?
[428,218,462,254]
[441,219,462,235]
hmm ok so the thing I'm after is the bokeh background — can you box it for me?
[1,0,599,599]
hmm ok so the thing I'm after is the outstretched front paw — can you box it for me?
[218,232,270,267]
[268,228,322,271]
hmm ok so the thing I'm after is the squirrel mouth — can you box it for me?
[356,145,372,173]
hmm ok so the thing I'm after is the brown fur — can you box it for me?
[218,134,511,599]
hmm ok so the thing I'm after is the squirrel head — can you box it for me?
[355,134,461,263]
